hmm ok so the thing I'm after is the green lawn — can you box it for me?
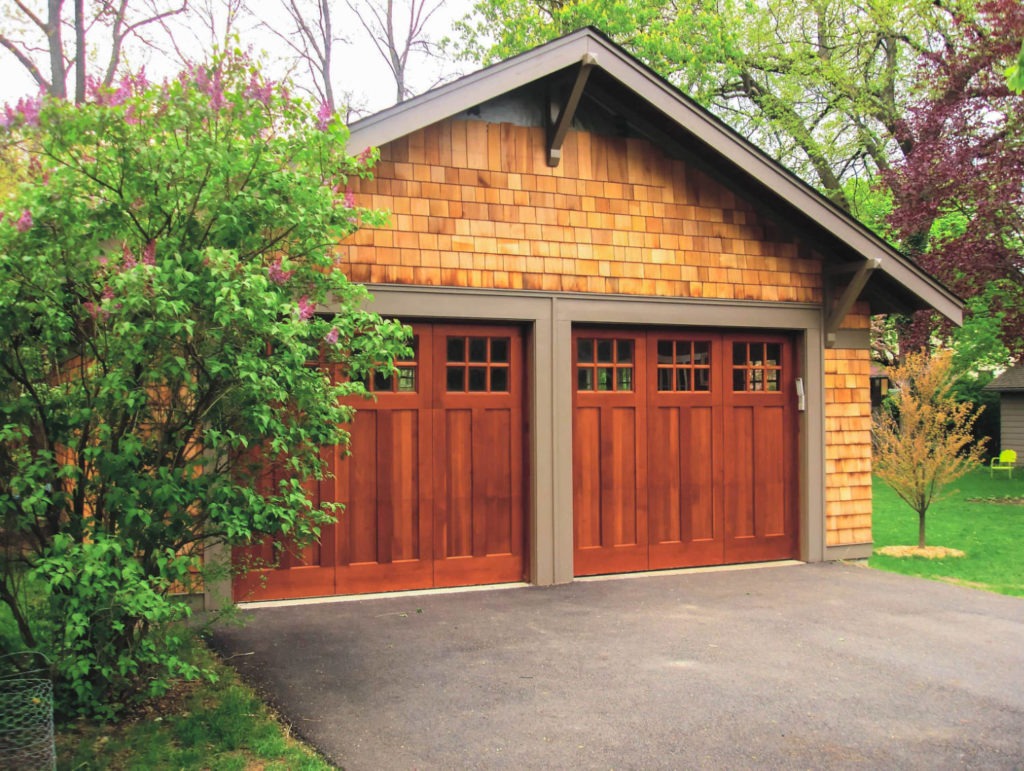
[55,636,335,770]
[870,467,1024,596]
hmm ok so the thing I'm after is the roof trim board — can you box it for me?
[347,28,962,325]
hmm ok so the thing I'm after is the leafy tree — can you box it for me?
[0,52,408,718]
[873,350,987,549]
[449,0,972,213]
[884,0,1024,359]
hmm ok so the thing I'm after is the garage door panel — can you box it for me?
[648,406,682,544]
[726,405,756,539]
[573,406,603,550]
[682,405,717,543]
[756,405,786,537]
[480,408,516,556]
[603,406,641,548]
[438,408,474,559]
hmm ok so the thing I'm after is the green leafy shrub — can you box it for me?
[0,52,407,718]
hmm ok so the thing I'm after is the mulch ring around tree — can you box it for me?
[966,497,1024,506]
[875,545,966,559]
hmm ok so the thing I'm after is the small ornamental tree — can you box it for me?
[0,53,408,718]
[873,350,987,550]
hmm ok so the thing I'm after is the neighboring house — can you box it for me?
[225,29,961,604]
[984,366,1024,455]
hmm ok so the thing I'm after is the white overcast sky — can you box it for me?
[0,0,480,117]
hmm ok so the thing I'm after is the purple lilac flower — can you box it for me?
[15,209,32,232]
[267,257,294,285]
[325,327,340,345]
[142,240,156,266]
[297,296,315,320]
[344,188,355,208]
[317,102,333,131]
[246,74,275,106]
[122,243,137,270]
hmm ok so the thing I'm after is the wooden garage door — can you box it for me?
[234,323,526,601]
[573,328,797,576]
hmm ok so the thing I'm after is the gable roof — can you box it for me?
[348,27,962,324]
[985,366,1024,392]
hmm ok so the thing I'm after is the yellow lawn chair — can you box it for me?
[989,449,1017,478]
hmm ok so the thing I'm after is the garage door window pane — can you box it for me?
[447,367,465,391]
[490,367,508,392]
[578,339,594,363]
[578,367,594,391]
[597,367,614,391]
[657,340,673,364]
[597,340,614,363]
[447,337,465,362]
[617,340,633,364]
[468,367,487,391]
[469,338,488,362]
[491,338,509,363]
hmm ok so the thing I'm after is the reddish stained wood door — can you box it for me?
[233,323,526,601]
[721,334,799,562]
[572,330,649,575]
[573,328,797,577]
[432,324,526,587]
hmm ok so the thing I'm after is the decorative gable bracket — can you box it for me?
[547,53,598,167]
[825,258,880,347]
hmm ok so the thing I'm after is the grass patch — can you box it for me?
[870,468,1024,596]
[55,634,335,770]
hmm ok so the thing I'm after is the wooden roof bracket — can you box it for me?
[547,53,598,167]
[825,257,880,347]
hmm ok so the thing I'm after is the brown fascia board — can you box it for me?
[346,28,963,325]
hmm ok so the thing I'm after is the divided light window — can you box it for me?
[656,340,711,391]
[446,336,510,392]
[576,338,634,392]
[732,342,782,392]
[368,336,419,393]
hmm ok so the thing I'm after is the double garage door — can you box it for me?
[234,323,527,601]
[235,323,798,601]
[573,328,798,576]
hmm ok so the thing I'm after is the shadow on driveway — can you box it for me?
[210,562,1024,769]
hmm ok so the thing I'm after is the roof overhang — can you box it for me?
[349,28,963,325]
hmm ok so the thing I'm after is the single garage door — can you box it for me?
[573,328,798,576]
[234,322,527,601]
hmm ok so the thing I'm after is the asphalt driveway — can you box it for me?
[210,563,1024,769]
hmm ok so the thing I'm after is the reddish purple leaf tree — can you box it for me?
[885,0,1024,357]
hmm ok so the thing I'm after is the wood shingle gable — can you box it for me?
[347,27,962,325]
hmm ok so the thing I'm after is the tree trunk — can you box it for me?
[47,0,66,99]
[74,0,85,103]
[918,510,926,549]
